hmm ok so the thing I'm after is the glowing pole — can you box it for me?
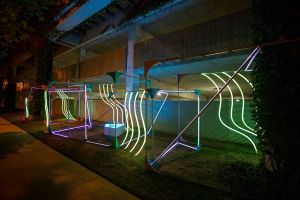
[213,73,256,136]
[86,87,92,128]
[223,72,256,133]
[135,91,146,156]
[44,91,49,127]
[84,84,87,140]
[197,94,200,149]
[25,97,29,119]
[203,74,257,153]
[146,92,169,135]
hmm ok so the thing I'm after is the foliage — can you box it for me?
[218,161,264,197]
[0,0,67,61]
[0,0,71,113]
[251,0,300,198]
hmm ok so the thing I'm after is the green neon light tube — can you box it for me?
[57,90,69,120]
[110,84,125,125]
[103,84,119,124]
[202,74,257,153]
[57,90,76,121]
[125,92,135,149]
[129,92,141,152]
[135,91,146,156]
[25,97,29,119]
[44,90,49,127]
[213,73,256,136]
[223,72,255,133]
[121,92,130,146]
[63,90,76,120]
[99,85,115,124]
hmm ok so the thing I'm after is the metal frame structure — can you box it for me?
[146,89,201,166]
[46,82,92,140]
[146,46,260,169]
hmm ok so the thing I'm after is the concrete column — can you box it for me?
[126,26,137,92]
[75,58,80,81]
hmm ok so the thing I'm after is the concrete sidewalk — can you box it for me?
[0,117,138,200]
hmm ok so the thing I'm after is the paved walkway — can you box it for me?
[0,117,138,200]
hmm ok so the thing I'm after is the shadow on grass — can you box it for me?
[30,131,247,200]
[2,113,256,200]
[0,133,34,159]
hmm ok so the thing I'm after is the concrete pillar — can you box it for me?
[75,58,80,81]
[126,26,137,92]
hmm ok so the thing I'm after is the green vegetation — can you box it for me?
[2,113,260,199]
[251,0,300,198]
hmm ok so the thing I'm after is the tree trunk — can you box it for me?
[32,40,53,119]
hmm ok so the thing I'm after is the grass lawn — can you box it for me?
[1,112,260,200]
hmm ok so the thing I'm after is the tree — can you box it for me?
[251,0,300,198]
[0,0,72,113]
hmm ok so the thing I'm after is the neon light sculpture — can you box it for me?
[213,73,256,136]
[129,92,141,152]
[57,90,76,121]
[146,46,261,168]
[135,91,147,156]
[223,72,255,133]
[202,73,257,153]
[124,92,135,149]
[113,90,146,156]
[121,92,131,146]
[47,85,91,138]
[99,84,116,124]
[147,89,201,165]
[104,84,119,124]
